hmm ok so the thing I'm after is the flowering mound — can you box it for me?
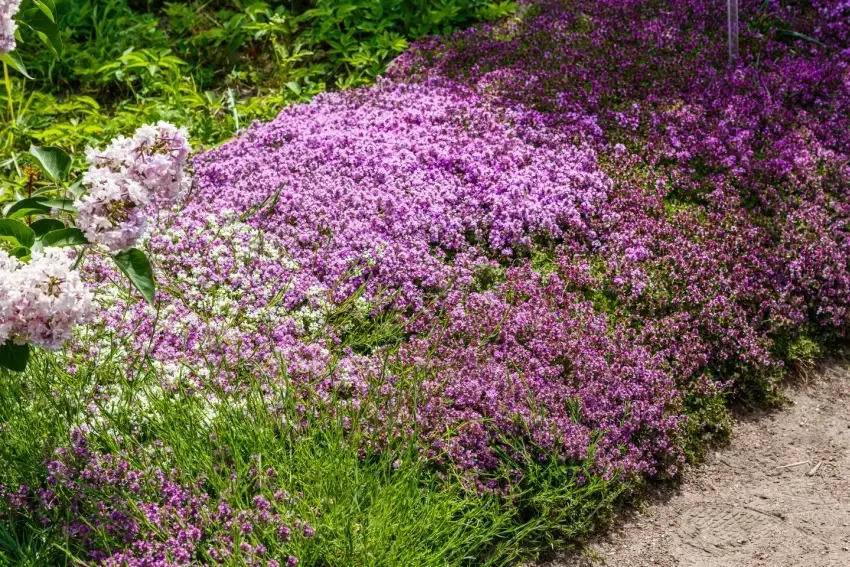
[97,79,652,479]
[388,266,682,478]
[389,0,850,378]
[194,80,611,307]
[99,80,614,389]
[98,0,850,479]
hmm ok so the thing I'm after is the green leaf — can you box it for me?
[0,219,36,248]
[32,0,57,23]
[67,177,85,199]
[113,248,156,305]
[9,246,30,260]
[4,197,75,218]
[4,198,52,218]
[23,9,62,57]
[777,28,827,47]
[38,198,76,213]
[30,218,65,236]
[285,81,302,95]
[8,208,52,219]
[0,52,33,79]
[29,145,72,182]
[0,341,29,372]
[40,227,88,248]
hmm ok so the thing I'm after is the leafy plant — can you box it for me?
[0,124,192,372]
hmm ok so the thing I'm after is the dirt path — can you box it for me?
[550,363,850,567]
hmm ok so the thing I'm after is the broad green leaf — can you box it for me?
[113,248,156,305]
[4,198,52,218]
[67,177,85,199]
[9,246,30,260]
[0,219,36,248]
[0,341,29,372]
[29,145,72,182]
[37,198,76,213]
[30,218,65,236]
[285,81,302,95]
[0,52,33,79]
[8,208,54,219]
[5,197,74,218]
[40,227,88,248]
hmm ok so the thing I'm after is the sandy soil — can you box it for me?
[548,363,850,567]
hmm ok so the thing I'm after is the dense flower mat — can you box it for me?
[5,0,850,563]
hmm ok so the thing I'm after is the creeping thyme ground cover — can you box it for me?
[2,0,850,565]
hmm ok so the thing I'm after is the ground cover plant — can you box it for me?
[2,0,850,565]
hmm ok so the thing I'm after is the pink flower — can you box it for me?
[76,122,192,252]
[0,249,94,349]
[0,0,22,55]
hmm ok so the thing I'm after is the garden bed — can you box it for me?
[1,0,849,565]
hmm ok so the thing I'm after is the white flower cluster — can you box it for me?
[0,248,94,349]
[76,122,191,252]
[0,0,21,55]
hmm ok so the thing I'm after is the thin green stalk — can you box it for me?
[2,61,12,119]
[3,61,14,154]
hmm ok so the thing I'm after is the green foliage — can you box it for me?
[112,247,157,305]
[0,341,30,373]
[17,0,65,58]
[27,145,71,181]
[681,390,733,462]
[0,218,36,249]
[779,332,823,372]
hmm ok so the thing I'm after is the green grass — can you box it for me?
[0,346,623,566]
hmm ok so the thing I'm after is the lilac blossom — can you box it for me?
[77,122,191,252]
[0,248,94,349]
[0,249,20,344]
[76,166,151,252]
[0,0,21,55]
[87,121,192,201]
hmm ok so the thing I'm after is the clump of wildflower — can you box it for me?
[0,0,21,55]
[0,248,94,349]
[4,430,306,566]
